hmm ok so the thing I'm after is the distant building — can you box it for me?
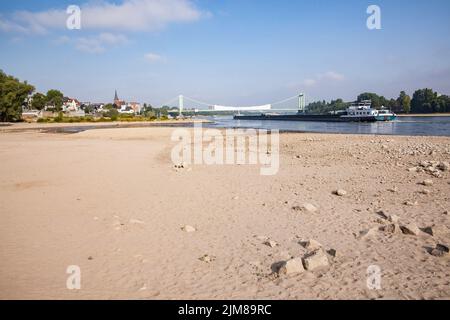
[114,90,126,108]
[114,90,141,114]
[129,102,142,114]
[62,97,81,112]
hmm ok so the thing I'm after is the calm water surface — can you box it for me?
[206,116,450,137]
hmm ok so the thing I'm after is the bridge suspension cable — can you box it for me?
[155,92,317,113]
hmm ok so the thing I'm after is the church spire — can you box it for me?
[114,90,119,102]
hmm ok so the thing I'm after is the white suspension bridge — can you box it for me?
[156,93,312,116]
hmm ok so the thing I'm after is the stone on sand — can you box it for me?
[400,223,422,236]
[302,239,323,251]
[302,203,318,213]
[199,255,214,263]
[326,249,338,258]
[422,179,434,186]
[422,226,434,236]
[182,225,196,233]
[378,211,400,224]
[334,189,347,197]
[264,240,278,248]
[379,224,402,234]
[277,257,305,275]
[438,162,450,172]
[430,244,449,257]
[303,249,330,271]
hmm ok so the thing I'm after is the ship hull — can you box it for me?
[233,114,378,122]
[375,115,397,121]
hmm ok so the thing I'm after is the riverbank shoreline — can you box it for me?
[1,127,449,299]
[0,119,212,133]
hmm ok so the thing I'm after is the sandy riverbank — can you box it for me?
[0,127,449,299]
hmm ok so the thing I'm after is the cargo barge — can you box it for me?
[234,101,396,123]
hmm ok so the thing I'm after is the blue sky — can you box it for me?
[0,0,449,108]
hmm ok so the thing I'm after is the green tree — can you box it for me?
[31,92,47,110]
[411,88,437,113]
[0,70,35,122]
[102,104,119,120]
[82,104,94,114]
[46,89,64,111]
[397,91,411,114]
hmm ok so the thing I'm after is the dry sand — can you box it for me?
[0,126,449,300]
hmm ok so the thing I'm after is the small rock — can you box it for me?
[326,249,337,258]
[199,255,214,263]
[432,171,442,178]
[387,187,398,193]
[438,162,450,172]
[377,211,400,223]
[404,201,419,206]
[408,167,419,173]
[443,211,449,215]
[303,249,330,271]
[256,235,268,241]
[421,226,434,236]
[420,189,431,195]
[400,223,421,236]
[388,215,400,223]
[301,239,323,251]
[277,257,305,275]
[182,225,196,233]
[88,256,93,261]
[302,203,318,213]
[420,161,430,168]
[264,240,278,248]
[422,179,434,187]
[139,285,147,291]
[334,189,347,197]
[430,244,449,257]
[379,224,401,234]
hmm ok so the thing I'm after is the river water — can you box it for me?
[206,116,450,137]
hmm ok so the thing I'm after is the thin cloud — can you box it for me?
[290,71,345,88]
[321,71,345,81]
[0,0,206,34]
[144,52,167,63]
[57,33,129,54]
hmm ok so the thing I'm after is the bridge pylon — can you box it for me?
[298,93,306,113]
[179,95,184,116]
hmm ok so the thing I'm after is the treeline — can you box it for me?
[0,70,65,122]
[307,89,450,114]
[0,70,34,122]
